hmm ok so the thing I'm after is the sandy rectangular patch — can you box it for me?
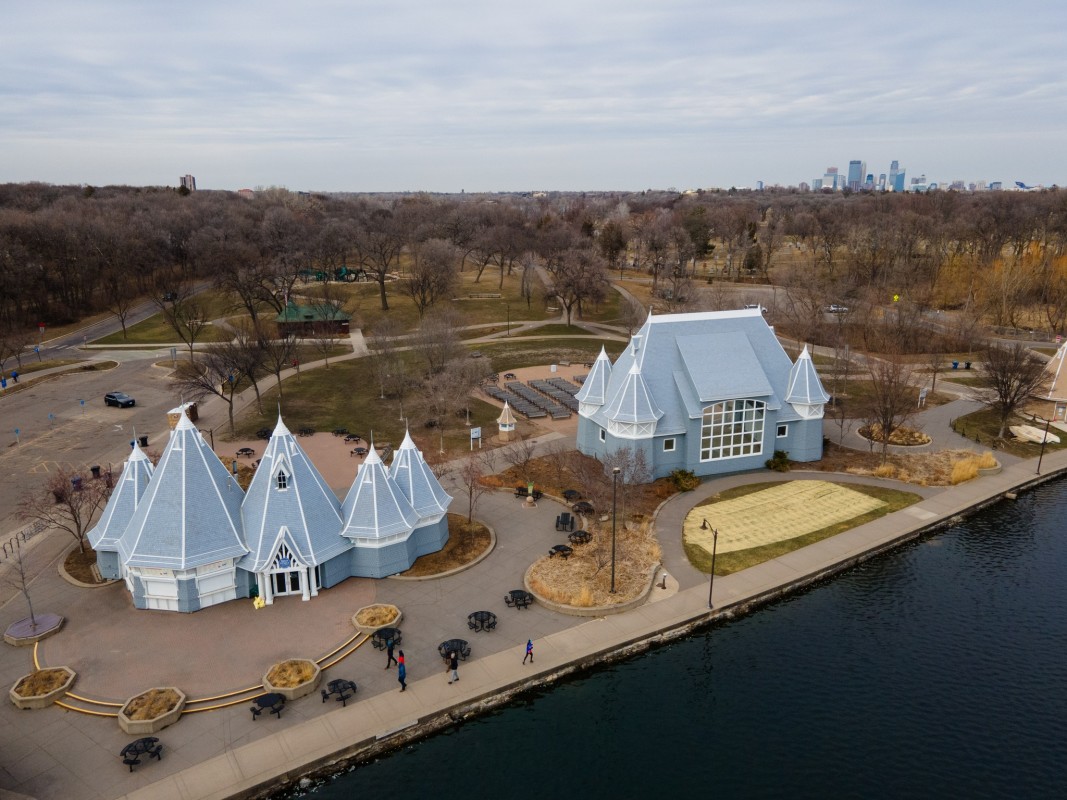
[687,480,886,554]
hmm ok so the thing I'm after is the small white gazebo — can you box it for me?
[497,401,516,442]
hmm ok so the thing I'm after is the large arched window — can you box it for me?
[700,399,765,461]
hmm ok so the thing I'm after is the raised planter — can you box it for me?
[978,464,1003,476]
[351,604,403,634]
[263,659,321,701]
[4,613,64,646]
[118,687,186,734]
[9,666,76,709]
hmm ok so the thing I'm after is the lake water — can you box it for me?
[294,478,1067,798]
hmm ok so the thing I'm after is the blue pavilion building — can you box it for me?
[575,309,829,479]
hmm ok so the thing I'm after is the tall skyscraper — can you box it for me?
[823,166,840,190]
[889,160,899,188]
[847,160,866,191]
[893,166,906,193]
[180,174,196,191]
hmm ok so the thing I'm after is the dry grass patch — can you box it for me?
[65,547,104,584]
[399,514,490,576]
[528,522,661,606]
[354,605,399,627]
[13,669,70,697]
[265,660,316,688]
[858,425,932,446]
[124,688,182,720]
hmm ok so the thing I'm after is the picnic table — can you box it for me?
[119,737,162,771]
[569,529,592,545]
[344,433,362,443]
[438,638,471,660]
[555,511,575,531]
[467,610,497,632]
[504,589,533,609]
[562,489,582,502]
[298,427,314,437]
[549,544,573,560]
[236,447,255,458]
[515,486,543,500]
[572,501,595,515]
[321,678,357,707]
[504,372,517,379]
[332,428,349,436]
[251,692,285,720]
[351,446,368,457]
[255,428,272,440]
[371,627,402,650]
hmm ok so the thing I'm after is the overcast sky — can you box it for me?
[2,1,1064,192]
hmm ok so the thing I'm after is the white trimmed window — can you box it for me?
[663,438,676,452]
[276,470,289,490]
[777,424,788,438]
[700,399,766,461]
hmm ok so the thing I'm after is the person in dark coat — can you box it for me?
[447,651,459,684]
[385,638,398,668]
[523,639,534,664]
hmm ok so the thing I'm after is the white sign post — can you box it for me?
[470,426,482,450]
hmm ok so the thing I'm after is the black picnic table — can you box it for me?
[467,610,497,632]
[351,446,368,457]
[251,692,286,720]
[344,433,362,443]
[515,486,543,500]
[504,589,533,609]
[236,447,255,458]
[549,544,573,560]
[255,428,272,440]
[562,489,582,502]
[120,737,162,771]
[438,638,472,660]
[569,529,592,545]
[572,501,595,515]
[321,678,358,707]
[555,511,575,531]
[371,627,402,650]
[332,428,349,436]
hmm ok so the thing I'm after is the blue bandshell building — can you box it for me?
[575,309,829,478]
[88,413,451,612]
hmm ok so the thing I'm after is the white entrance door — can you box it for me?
[268,543,306,600]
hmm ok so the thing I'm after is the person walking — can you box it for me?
[397,650,407,692]
[523,639,534,664]
[447,651,459,684]
[385,637,398,669]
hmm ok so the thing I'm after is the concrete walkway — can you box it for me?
[2,427,1064,799]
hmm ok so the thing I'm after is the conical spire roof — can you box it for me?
[118,410,247,570]
[496,401,516,426]
[575,346,613,406]
[238,415,346,572]
[389,430,451,520]
[603,362,663,424]
[785,346,831,405]
[340,445,419,540]
[88,441,154,553]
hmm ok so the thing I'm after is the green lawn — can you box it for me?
[951,407,1067,458]
[475,337,626,372]
[817,378,954,417]
[683,482,922,575]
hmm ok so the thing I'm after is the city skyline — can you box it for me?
[2,1,1065,193]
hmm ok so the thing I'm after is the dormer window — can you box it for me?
[276,470,288,490]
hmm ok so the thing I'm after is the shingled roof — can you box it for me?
[87,441,154,553]
[389,430,451,522]
[339,445,419,541]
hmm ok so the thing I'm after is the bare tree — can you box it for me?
[456,454,492,524]
[256,320,298,398]
[862,357,917,463]
[405,238,458,318]
[18,468,112,554]
[171,344,245,435]
[411,308,462,376]
[978,342,1049,438]
[502,438,538,483]
[153,286,210,360]
[3,537,37,628]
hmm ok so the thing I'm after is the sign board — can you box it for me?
[918,387,929,408]
[470,427,482,440]
[278,557,291,569]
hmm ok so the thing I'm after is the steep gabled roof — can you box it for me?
[87,441,154,553]
[1042,343,1067,402]
[785,346,831,405]
[117,411,247,570]
[389,431,451,520]
[340,446,419,540]
[496,401,516,426]
[575,346,612,405]
[238,416,346,572]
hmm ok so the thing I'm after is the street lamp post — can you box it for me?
[707,523,719,609]
[610,467,620,594]
[1035,414,1052,475]
[506,303,511,337]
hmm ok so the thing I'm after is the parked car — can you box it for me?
[826,304,849,314]
[162,291,178,302]
[104,391,136,408]
[743,304,768,314]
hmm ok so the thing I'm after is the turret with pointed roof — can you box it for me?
[575,345,613,414]
[389,430,451,524]
[340,446,419,541]
[239,416,346,576]
[785,345,830,418]
[117,411,247,571]
[88,441,154,580]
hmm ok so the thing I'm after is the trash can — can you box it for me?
[90,465,101,479]
[139,435,148,448]
[71,476,82,491]
[964,361,971,370]
[952,361,959,369]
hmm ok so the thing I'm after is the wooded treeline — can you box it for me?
[1,182,1065,337]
